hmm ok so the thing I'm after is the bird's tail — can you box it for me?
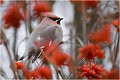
[32,50,41,63]
[19,56,25,60]
[19,51,29,60]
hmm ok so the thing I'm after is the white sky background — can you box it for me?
[0,0,119,79]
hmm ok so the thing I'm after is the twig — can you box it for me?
[102,0,110,12]
[25,1,31,37]
[70,26,74,58]
[113,31,120,66]
[0,69,8,79]
[4,42,19,79]
[66,58,85,79]
[13,29,18,60]
[109,32,117,64]
[16,37,28,56]
[81,2,88,45]
[63,42,81,47]
[63,34,84,47]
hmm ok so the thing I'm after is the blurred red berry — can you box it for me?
[78,43,104,60]
[42,44,58,62]
[22,67,32,79]
[70,0,81,5]
[33,1,51,18]
[71,0,99,9]
[38,66,52,79]
[51,51,69,66]
[103,68,119,79]
[31,68,40,78]
[42,43,73,68]
[15,61,32,79]
[83,0,99,8]
[112,19,119,28]
[15,61,25,69]
[3,3,24,29]
[0,0,4,5]
[34,40,74,72]
[47,45,74,71]
[88,24,111,44]
[112,19,119,32]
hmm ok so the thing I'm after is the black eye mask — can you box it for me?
[49,17,63,25]
[49,17,59,21]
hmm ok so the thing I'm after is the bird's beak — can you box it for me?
[57,18,63,25]
[58,18,63,21]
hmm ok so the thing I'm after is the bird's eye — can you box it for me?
[57,20,60,24]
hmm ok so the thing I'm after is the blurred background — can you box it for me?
[0,0,119,79]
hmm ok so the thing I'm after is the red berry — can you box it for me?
[86,68,90,72]
[91,63,96,69]
[97,66,102,71]
[15,61,24,69]
[80,73,85,78]
[89,70,93,75]
[88,76,92,79]
[76,63,104,79]
[91,70,96,75]
[83,67,87,72]
[83,64,87,68]
[83,72,88,76]
[98,76,102,79]
[77,66,81,70]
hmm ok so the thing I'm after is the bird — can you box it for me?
[19,12,63,62]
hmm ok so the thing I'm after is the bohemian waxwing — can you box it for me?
[20,12,63,62]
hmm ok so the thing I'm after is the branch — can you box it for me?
[81,2,88,45]
[66,58,85,79]
[13,29,18,60]
[4,42,19,79]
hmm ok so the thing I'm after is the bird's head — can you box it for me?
[41,12,63,25]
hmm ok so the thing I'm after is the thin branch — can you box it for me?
[13,29,18,60]
[109,32,117,64]
[113,31,120,66]
[66,58,85,79]
[0,69,8,79]
[16,37,28,57]
[81,2,88,45]
[63,42,82,47]
[4,42,19,79]
[102,0,110,12]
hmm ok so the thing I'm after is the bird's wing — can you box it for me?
[31,24,57,63]
[39,25,58,38]
[52,26,63,45]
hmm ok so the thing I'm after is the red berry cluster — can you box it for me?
[3,3,24,29]
[15,61,52,79]
[31,66,52,79]
[76,63,104,79]
[78,43,104,60]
